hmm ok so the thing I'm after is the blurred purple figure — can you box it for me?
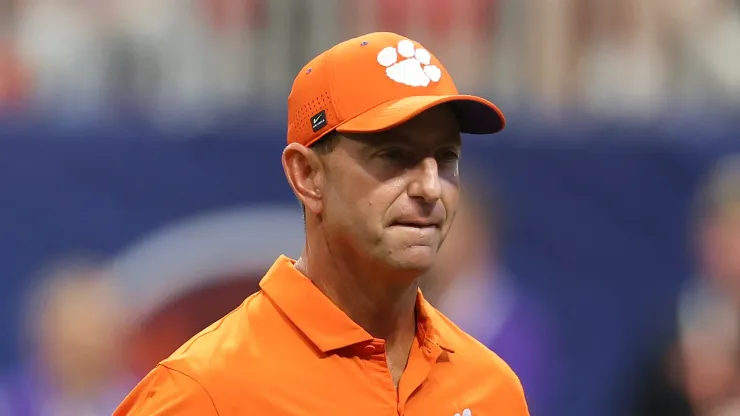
[0,256,134,416]
[421,179,560,415]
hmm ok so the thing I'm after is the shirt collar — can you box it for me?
[415,290,455,353]
[259,255,453,354]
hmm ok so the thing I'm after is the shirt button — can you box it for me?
[363,345,376,355]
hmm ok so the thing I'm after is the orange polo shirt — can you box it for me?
[114,255,530,416]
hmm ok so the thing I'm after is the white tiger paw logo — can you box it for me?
[376,39,442,87]
[454,409,472,416]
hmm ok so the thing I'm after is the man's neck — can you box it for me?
[295,240,419,345]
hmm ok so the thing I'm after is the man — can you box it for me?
[114,32,529,415]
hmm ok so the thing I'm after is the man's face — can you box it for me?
[319,105,461,273]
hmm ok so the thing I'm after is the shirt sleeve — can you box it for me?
[113,365,219,416]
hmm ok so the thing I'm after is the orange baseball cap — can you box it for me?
[287,32,506,147]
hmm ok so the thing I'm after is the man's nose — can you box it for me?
[407,157,442,202]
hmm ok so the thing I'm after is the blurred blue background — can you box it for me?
[3,0,740,415]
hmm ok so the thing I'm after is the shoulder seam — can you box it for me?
[179,302,245,355]
[159,364,221,416]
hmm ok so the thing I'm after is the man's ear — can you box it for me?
[282,143,324,215]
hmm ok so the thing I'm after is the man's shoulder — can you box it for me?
[115,291,284,415]
[159,290,271,382]
[428,307,530,414]
[429,306,522,382]
[114,363,219,415]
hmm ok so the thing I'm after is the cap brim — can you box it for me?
[335,95,505,135]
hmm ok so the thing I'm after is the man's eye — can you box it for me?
[379,148,410,162]
[437,149,460,163]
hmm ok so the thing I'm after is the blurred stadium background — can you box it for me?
[2,0,740,415]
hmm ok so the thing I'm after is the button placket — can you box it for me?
[360,339,396,408]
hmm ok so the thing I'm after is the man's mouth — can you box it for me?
[391,220,439,229]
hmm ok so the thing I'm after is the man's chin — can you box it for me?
[384,245,437,273]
